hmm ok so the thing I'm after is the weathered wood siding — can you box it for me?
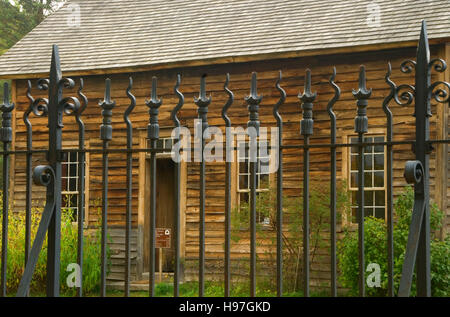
[10,45,448,289]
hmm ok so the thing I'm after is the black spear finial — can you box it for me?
[245,72,263,136]
[145,76,162,140]
[0,82,15,143]
[99,78,116,141]
[194,74,212,132]
[299,69,317,136]
[352,65,372,134]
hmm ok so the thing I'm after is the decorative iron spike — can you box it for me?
[99,78,116,141]
[222,73,234,127]
[352,65,372,134]
[124,77,136,139]
[383,63,396,116]
[327,67,340,120]
[273,71,286,123]
[245,72,262,136]
[0,83,15,143]
[299,69,317,136]
[77,78,88,117]
[171,74,184,129]
[145,76,162,140]
[194,74,212,132]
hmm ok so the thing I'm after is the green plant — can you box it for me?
[338,186,449,296]
[231,181,351,293]
[0,193,109,296]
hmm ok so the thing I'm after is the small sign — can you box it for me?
[156,228,171,248]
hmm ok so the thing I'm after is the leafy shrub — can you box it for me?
[232,181,351,293]
[338,186,449,296]
[0,194,108,296]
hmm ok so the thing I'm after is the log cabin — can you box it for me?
[0,0,449,292]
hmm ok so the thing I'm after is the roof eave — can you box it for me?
[1,38,449,80]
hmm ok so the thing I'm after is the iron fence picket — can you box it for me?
[245,72,262,297]
[147,76,162,297]
[353,65,372,297]
[171,74,184,297]
[99,78,115,297]
[299,69,316,297]
[383,64,396,297]
[327,68,340,297]
[23,81,37,286]
[0,82,14,297]
[222,73,234,297]
[76,79,88,297]
[124,77,136,297]
[194,75,211,297]
[273,71,286,297]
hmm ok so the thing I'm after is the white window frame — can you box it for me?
[348,134,387,222]
[236,138,272,225]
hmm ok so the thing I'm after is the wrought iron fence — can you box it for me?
[0,21,449,297]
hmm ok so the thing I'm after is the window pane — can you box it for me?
[374,154,384,170]
[62,177,68,191]
[374,137,384,153]
[364,172,372,187]
[375,191,385,207]
[165,139,173,152]
[350,138,358,153]
[260,174,269,189]
[351,191,357,206]
[364,207,373,217]
[237,142,246,161]
[351,172,358,188]
[374,171,384,187]
[351,154,358,171]
[240,192,249,203]
[69,177,77,191]
[364,137,373,153]
[375,208,385,219]
[239,175,248,190]
[352,207,358,223]
[364,190,374,207]
[260,159,269,174]
[156,139,164,149]
[70,163,77,178]
[364,154,373,170]
[239,162,247,174]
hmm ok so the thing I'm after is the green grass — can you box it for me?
[13,281,333,297]
[106,281,330,297]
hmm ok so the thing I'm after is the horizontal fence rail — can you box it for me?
[0,21,449,297]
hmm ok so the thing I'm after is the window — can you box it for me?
[237,139,271,224]
[349,136,386,222]
[156,137,173,154]
[62,152,82,221]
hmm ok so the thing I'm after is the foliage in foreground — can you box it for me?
[338,186,449,296]
[0,196,108,296]
[232,181,351,293]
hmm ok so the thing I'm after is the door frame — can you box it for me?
[136,130,187,279]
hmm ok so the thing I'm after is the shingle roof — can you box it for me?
[0,0,449,78]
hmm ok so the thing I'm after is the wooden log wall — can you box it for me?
[10,45,448,289]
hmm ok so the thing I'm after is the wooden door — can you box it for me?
[144,158,175,273]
